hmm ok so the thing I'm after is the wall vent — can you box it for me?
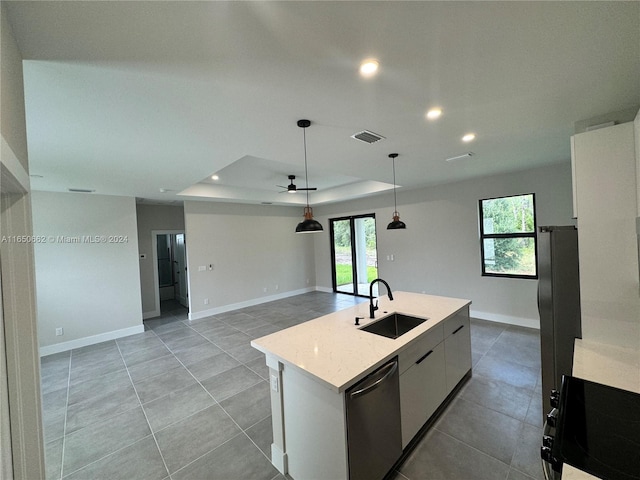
[351,130,385,144]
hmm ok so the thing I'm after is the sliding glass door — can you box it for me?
[330,214,378,297]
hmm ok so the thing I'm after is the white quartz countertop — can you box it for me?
[250,291,471,393]
[562,339,640,480]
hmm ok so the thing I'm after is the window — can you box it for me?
[479,193,537,278]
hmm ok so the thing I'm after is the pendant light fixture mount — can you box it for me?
[387,153,406,230]
[295,119,323,233]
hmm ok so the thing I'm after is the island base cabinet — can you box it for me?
[444,310,472,391]
[399,342,446,448]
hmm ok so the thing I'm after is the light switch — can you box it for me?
[198,266,206,271]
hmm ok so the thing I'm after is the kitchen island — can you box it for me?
[251,291,472,480]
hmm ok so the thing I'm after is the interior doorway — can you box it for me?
[330,214,378,297]
[153,231,187,315]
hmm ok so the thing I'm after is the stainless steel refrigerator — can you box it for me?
[537,226,582,418]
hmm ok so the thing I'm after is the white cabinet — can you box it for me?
[399,341,446,448]
[444,310,472,392]
[572,122,640,349]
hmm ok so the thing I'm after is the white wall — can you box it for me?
[184,201,316,319]
[136,203,185,317]
[314,162,574,328]
[32,191,143,354]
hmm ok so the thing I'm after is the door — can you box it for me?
[330,214,378,297]
[173,234,188,307]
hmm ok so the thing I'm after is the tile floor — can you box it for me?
[40,292,544,480]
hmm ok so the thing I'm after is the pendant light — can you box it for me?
[295,119,323,233]
[387,153,406,230]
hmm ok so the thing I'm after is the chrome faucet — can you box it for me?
[369,278,394,318]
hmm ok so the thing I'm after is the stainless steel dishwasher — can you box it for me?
[345,357,402,480]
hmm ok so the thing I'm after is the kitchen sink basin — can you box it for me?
[360,313,428,339]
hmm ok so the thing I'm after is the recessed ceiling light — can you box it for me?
[211,175,219,181]
[426,108,442,120]
[462,133,476,143]
[359,59,379,77]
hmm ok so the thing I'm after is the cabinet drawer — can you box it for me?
[443,309,469,338]
[398,324,443,374]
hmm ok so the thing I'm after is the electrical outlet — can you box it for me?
[204,298,209,305]
[55,327,64,336]
[198,266,206,271]
[270,374,279,392]
[275,284,279,291]
[263,287,267,293]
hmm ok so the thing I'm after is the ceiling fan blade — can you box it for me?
[276,185,288,189]
[297,187,317,191]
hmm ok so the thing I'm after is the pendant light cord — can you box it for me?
[303,126,310,207]
[392,156,398,212]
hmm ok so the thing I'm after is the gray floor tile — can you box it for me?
[160,330,209,351]
[171,341,223,366]
[473,353,540,391]
[524,390,543,427]
[458,374,534,422]
[42,385,68,412]
[45,437,63,480]
[507,468,538,480]
[510,422,545,480]
[245,415,273,458]
[155,404,241,474]
[219,381,271,430]
[43,406,66,443]
[133,366,198,404]
[143,383,215,433]
[171,433,278,480]
[65,384,140,433]
[62,407,151,476]
[209,331,251,350]
[399,429,510,480]
[40,366,70,395]
[116,330,163,354]
[121,343,172,367]
[63,436,168,480]
[487,339,541,369]
[225,342,264,364]
[69,353,126,386]
[434,397,523,464]
[126,353,183,383]
[67,368,132,406]
[245,323,283,340]
[201,365,262,402]
[185,352,240,382]
[245,356,269,380]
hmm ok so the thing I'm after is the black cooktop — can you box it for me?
[553,376,640,480]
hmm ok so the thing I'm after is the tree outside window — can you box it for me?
[479,193,537,278]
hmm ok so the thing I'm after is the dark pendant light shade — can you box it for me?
[296,206,324,233]
[295,119,323,233]
[387,153,406,230]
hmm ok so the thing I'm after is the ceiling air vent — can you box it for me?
[351,130,385,144]
[68,188,95,193]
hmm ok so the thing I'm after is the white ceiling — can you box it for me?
[5,1,640,206]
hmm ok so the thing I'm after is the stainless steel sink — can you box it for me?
[360,313,428,339]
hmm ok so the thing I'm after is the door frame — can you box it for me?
[151,229,187,316]
[329,213,377,297]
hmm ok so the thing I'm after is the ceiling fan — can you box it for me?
[277,175,317,194]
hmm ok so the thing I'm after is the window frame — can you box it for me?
[478,193,538,280]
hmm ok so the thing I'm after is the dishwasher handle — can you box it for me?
[349,361,398,399]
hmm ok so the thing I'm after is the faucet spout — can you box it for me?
[369,278,394,318]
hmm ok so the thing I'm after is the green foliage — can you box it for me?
[335,264,378,286]
[481,194,536,276]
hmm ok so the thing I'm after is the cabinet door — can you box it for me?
[399,342,446,448]
[444,312,472,392]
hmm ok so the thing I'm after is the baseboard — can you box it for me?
[470,309,539,329]
[39,325,145,357]
[315,286,333,294]
[188,287,317,321]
